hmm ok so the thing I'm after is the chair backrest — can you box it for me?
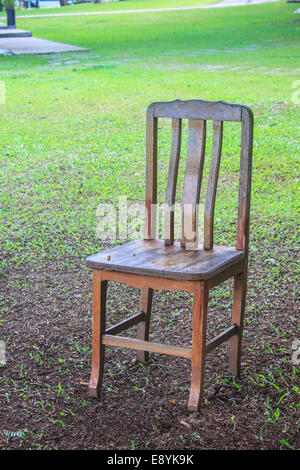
[144,99,253,252]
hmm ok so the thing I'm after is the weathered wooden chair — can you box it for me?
[86,99,253,411]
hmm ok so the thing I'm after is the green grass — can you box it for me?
[0,1,299,264]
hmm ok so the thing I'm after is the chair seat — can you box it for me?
[86,239,245,281]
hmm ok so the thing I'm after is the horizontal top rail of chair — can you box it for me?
[148,99,252,122]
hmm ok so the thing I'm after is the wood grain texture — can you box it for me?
[188,281,209,411]
[206,324,238,354]
[150,99,243,122]
[136,286,153,362]
[86,100,254,411]
[236,106,253,253]
[86,239,244,281]
[102,334,192,359]
[99,269,195,293]
[144,104,158,240]
[164,118,182,246]
[229,273,247,377]
[181,119,206,249]
[204,120,223,250]
[206,259,244,289]
[88,271,107,398]
[105,312,146,336]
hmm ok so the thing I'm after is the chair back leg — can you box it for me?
[136,287,153,362]
[229,272,247,377]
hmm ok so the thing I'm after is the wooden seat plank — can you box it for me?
[86,239,244,281]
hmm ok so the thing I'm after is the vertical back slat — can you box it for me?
[144,105,158,239]
[203,120,223,250]
[181,119,206,249]
[164,118,182,245]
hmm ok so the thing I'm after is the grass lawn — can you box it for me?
[0,0,299,450]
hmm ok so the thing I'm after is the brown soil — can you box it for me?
[0,241,299,450]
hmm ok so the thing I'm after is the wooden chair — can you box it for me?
[86,99,253,411]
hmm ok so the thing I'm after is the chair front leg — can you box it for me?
[136,286,153,362]
[188,281,209,411]
[229,272,247,377]
[89,270,108,398]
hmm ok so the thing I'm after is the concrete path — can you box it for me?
[0,37,87,55]
[0,28,32,38]
[0,0,280,20]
